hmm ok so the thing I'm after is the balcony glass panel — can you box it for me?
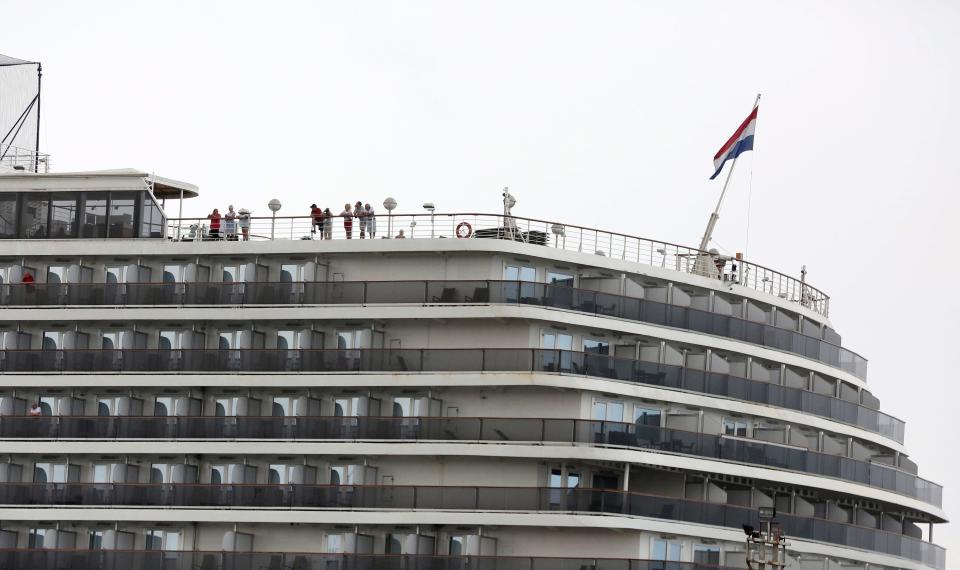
[0,345,901,444]
[0,405,936,507]
[0,484,942,568]
[0,279,865,378]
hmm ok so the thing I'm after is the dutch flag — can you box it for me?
[710,105,758,179]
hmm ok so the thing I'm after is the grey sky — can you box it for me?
[3,0,959,556]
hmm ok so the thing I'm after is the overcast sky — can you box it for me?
[3,0,959,557]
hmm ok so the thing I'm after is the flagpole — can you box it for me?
[696,93,761,254]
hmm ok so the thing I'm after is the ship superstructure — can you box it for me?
[0,168,946,570]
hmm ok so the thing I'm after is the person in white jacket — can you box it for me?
[364,203,377,238]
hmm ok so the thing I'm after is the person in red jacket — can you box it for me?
[310,204,324,238]
[207,209,222,240]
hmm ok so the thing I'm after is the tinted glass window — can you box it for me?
[386,535,402,554]
[144,532,163,550]
[583,339,609,354]
[634,407,661,426]
[108,192,137,238]
[546,271,574,286]
[280,264,298,282]
[81,193,108,238]
[503,265,535,281]
[28,529,48,548]
[89,531,103,550]
[141,193,165,238]
[49,194,78,238]
[693,546,720,564]
[20,196,49,238]
[0,194,18,238]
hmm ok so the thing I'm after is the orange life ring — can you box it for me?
[456,221,473,238]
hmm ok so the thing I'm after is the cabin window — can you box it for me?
[19,195,49,238]
[81,192,108,238]
[49,194,79,237]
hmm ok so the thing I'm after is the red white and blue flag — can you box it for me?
[710,105,758,179]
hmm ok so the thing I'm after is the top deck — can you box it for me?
[166,211,830,318]
[0,170,829,317]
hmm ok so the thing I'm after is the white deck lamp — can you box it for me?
[422,202,435,238]
[550,223,564,248]
[268,199,282,240]
[383,197,397,239]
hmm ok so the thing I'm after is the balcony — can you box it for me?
[0,414,940,508]
[0,552,743,570]
[0,347,899,442]
[0,484,943,568]
[0,280,864,379]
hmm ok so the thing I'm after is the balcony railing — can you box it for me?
[0,485,943,567]
[0,552,743,570]
[166,212,830,317]
[0,413,939,508]
[0,280,864,379]
[0,347,897,442]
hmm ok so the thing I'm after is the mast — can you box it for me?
[696,93,761,254]
[34,63,42,173]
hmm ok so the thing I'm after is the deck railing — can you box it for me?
[166,212,830,316]
[0,410,937,507]
[0,485,943,567]
[0,347,893,440]
[0,552,752,570]
[0,143,49,173]
[0,280,861,378]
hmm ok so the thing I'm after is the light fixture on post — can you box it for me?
[550,223,565,249]
[383,197,397,239]
[656,248,667,268]
[422,202,435,238]
[267,199,282,240]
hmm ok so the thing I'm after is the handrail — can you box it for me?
[165,212,830,317]
[0,551,751,570]
[0,346,894,440]
[0,143,50,174]
[0,279,864,378]
[0,412,939,507]
[0,484,942,566]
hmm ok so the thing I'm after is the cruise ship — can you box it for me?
[0,139,948,568]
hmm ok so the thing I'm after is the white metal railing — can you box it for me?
[166,212,830,316]
[0,143,50,173]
